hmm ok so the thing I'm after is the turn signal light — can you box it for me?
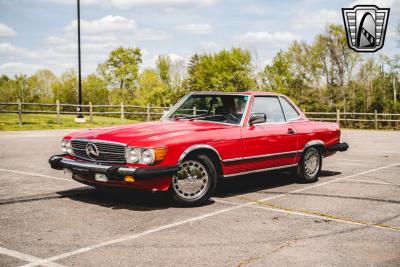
[124,175,135,183]
[154,147,167,162]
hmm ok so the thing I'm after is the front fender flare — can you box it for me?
[177,144,222,164]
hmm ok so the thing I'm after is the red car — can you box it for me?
[49,92,348,206]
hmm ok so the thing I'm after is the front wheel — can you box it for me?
[171,154,217,206]
[297,147,322,183]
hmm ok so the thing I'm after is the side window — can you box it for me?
[251,97,285,123]
[280,97,299,120]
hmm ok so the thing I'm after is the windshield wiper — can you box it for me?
[189,114,223,121]
[173,114,213,120]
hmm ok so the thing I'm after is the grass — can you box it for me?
[0,113,137,131]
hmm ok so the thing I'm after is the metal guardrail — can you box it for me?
[0,100,399,129]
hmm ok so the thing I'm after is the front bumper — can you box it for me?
[327,142,349,152]
[49,155,178,181]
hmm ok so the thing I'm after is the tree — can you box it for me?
[97,47,142,90]
[51,70,78,104]
[28,69,57,102]
[82,74,109,105]
[187,48,256,92]
[156,55,171,87]
[135,69,172,106]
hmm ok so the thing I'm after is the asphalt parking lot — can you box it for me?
[0,129,399,266]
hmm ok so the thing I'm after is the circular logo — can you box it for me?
[85,143,99,160]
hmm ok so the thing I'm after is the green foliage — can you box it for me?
[0,113,136,131]
[51,69,78,104]
[187,48,256,92]
[262,24,399,113]
[97,47,142,90]
[82,74,109,104]
[156,55,172,87]
[0,28,399,116]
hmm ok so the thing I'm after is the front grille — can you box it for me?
[71,139,126,163]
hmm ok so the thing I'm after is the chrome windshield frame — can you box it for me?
[161,92,251,127]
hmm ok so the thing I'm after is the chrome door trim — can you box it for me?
[223,163,298,178]
[222,150,302,164]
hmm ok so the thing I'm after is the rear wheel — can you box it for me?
[171,154,217,206]
[297,147,322,183]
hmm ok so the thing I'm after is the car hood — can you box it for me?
[65,120,235,146]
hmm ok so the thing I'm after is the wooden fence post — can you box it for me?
[336,109,340,126]
[193,106,197,116]
[374,110,378,130]
[89,102,93,123]
[120,102,124,122]
[56,100,60,124]
[146,104,150,121]
[17,98,22,126]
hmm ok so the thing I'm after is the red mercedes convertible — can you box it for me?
[49,92,348,205]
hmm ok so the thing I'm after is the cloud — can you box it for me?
[0,42,23,55]
[201,41,219,48]
[175,24,212,35]
[152,53,184,64]
[291,9,340,30]
[234,31,301,45]
[349,0,395,7]
[0,23,17,37]
[35,0,217,9]
[64,15,137,34]
[0,14,173,75]
[62,15,171,41]
[0,42,39,58]
[0,62,46,75]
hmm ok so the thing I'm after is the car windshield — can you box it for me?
[168,94,248,125]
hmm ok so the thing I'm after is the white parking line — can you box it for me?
[21,162,399,267]
[213,198,400,232]
[343,178,400,186]
[329,158,389,164]
[0,168,73,182]
[0,246,65,267]
[357,149,400,154]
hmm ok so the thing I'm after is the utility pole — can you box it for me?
[381,64,385,112]
[75,0,86,123]
[394,72,397,113]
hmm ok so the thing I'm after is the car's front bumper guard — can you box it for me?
[327,142,349,152]
[49,155,178,181]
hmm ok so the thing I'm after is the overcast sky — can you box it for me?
[0,0,399,76]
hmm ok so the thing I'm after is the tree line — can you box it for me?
[0,24,399,113]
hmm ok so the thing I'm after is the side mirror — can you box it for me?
[249,113,266,125]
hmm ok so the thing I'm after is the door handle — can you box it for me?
[288,128,296,134]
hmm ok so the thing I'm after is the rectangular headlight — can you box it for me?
[61,139,74,155]
[126,147,166,165]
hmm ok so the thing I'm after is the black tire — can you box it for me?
[297,147,322,183]
[171,154,217,206]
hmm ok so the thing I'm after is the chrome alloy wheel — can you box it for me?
[172,160,210,200]
[304,147,320,177]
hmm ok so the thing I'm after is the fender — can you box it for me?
[178,144,222,164]
[303,140,325,150]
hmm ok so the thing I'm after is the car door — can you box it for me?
[236,96,299,173]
